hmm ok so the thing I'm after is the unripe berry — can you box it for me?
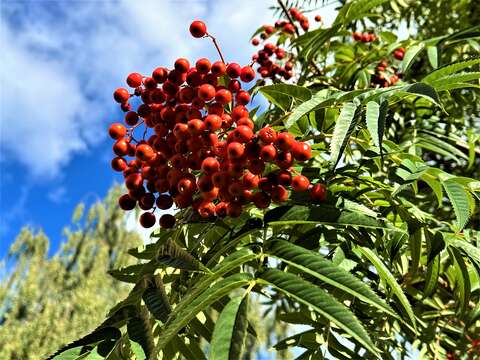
[260,144,277,162]
[113,88,130,103]
[291,175,310,192]
[240,66,255,82]
[292,141,311,161]
[258,126,277,144]
[126,73,143,88]
[136,144,155,161]
[196,58,211,73]
[227,142,245,159]
[111,157,127,172]
[190,20,207,38]
[310,183,327,203]
[159,214,176,228]
[198,84,216,101]
[109,123,127,139]
[118,194,136,210]
[226,63,241,78]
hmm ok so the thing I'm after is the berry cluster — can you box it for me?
[371,59,401,87]
[250,8,321,81]
[352,32,377,42]
[108,21,326,229]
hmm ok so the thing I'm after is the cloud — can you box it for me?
[0,0,274,180]
[47,186,68,204]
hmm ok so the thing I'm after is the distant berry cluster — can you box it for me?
[108,21,326,229]
[352,32,377,42]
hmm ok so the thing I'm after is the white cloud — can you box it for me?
[0,0,274,180]
[47,186,68,204]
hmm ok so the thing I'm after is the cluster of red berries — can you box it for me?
[251,41,294,81]
[371,59,401,88]
[352,32,377,42]
[108,20,327,229]
[392,47,405,60]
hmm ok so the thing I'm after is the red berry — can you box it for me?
[315,15,322,22]
[271,185,289,203]
[139,193,155,210]
[187,118,205,135]
[291,175,310,192]
[232,125,254,143]
[196,58,211,73]
[197,175,214,192]
[258,126,277,144]
[260,144,277,162]
[113,139,130,156]
[277,170,292,186]
[139,212,156,228]
[226,202,242,217]
[126,73,143,88]
[215,202,228,217]
[292,142,311,161]
[240,66,255,82]
[113,88,130,103]
[152,67,168,83]
[248,158,265,175]
[235,90,250,105]
[283,23,295,34]
[177,178,197,195]
[310,183,327,203]
[190,20,207,38]
[227,142,245,159]
[109,123,127,139]
[204,114,222,131]
[211,61,226,76]
[243,171,259,189]
[156,194,173,210]
[215,89,232,105]
[275,132,296,151]
[174,58,190,73]
[231,105,249,121]
[275,152,293,169]
[198,84,216,101]
[118,194,136,210]
[252,191,271,209]
[252,38,260,46]
[136,144,155,161]
[201,157,220,175]
[111,157,127,172]
[198,201,216,218]
[159,214,176,228]
[237,117,254,129]
[226,63,241,78]
[228,79,241,93]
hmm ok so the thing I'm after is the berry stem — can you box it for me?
[206,33,226,64]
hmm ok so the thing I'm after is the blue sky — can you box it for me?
[0,0,338,258]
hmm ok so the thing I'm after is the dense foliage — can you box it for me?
[15,0,480,359]
[0,187,142,360]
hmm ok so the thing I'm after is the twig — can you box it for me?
[206,33,226,64]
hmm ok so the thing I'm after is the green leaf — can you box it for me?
[400,44,424,73]
[285,89,334,128]
[365,100,388,152]
[422,57,480,83]
[335,0,389,24]
[154,273,252,354]
[142,276,171,323]
[426,46,438,69]
[330,102,358,167]
[266,240,396,317]
[448,247,471,315]
[127,307,155,360]
[210,295,249,360]
[298,25,342,64]
[156,238,201,271]
[442,179,472,231]
[356,247,416,330]
[429,72,480,91]
[259,84,312,105]
[424,255,440,297]
[258,269,379,355]
[398,83,441,106]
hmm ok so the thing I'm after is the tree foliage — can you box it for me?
[0,187,142,360]
[8,0,480,359]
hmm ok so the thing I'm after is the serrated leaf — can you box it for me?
[426,46,438,69]
[356,247,416,330]
[266,240,396,317]
[366,100,388,153]
[424,255,440,297]
[142,276,171,323]
[154,273,252,354]
[422,57,480,83]
[448,247,471,316]
[210,295,249,360]
[429,72,480,91]
[442,179,472,231]
[285,89,334,128]
[330,102,358,167]
[258,269,379,356]
[127,307,155,360]
[334,0,389,24]
[156,238,201,271]
[260,84,312,103]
